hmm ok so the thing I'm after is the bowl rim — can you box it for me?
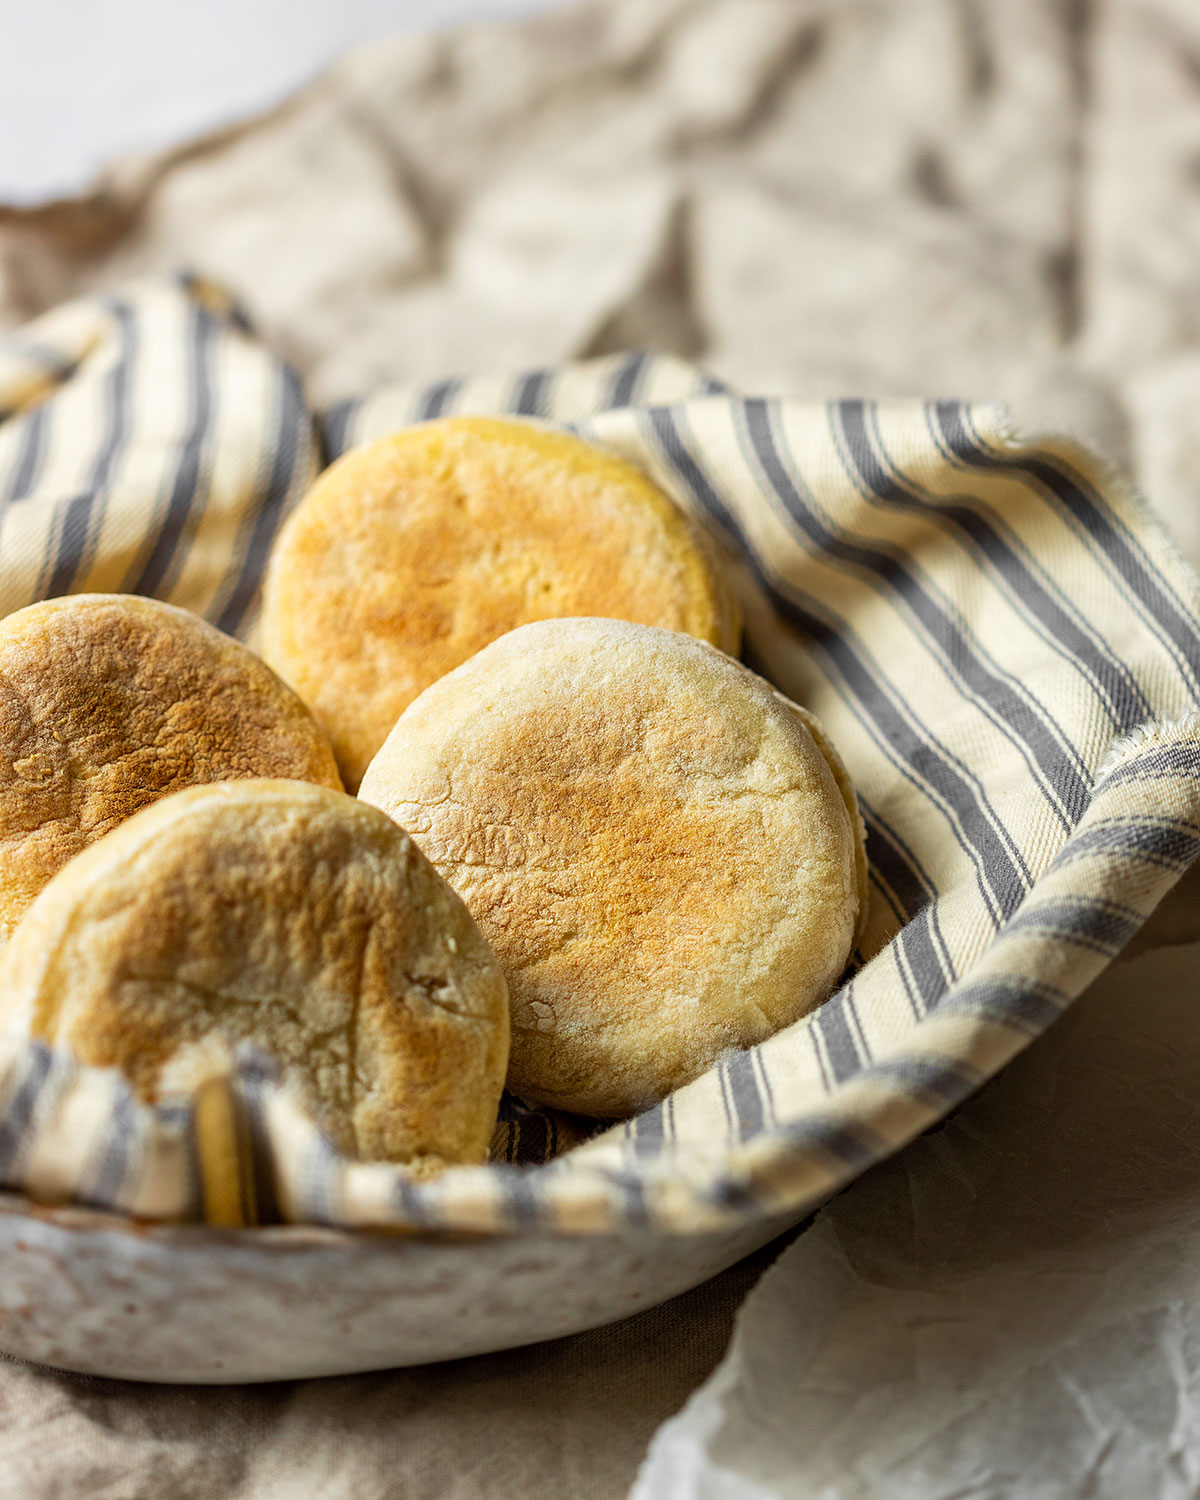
[0,1189,503,1250]
[0,1187,755,1249]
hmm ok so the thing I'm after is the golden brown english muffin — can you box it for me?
[0,593,341,949]
[359,618,865,1118]
[0,780,509,1172]
[260,416,740,789]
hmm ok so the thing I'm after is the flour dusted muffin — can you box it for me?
[260,417,740,789]
[0,780,509,1171]
[359,618,865,1118]
[0,593,341,949]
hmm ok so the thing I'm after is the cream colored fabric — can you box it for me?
[0,275,316,628]
[0,1234,778,1500]
[2,0,1198,575]
[0,278,1197,1242]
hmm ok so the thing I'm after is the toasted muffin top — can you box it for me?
[0,779,509,1171]
[0,593,341,948]
[359,618,863,1118]
[261,417,740,789]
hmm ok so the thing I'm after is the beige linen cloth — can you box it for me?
[3,0,1200,1496]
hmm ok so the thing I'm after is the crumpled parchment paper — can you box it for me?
[634,874,1200,1499]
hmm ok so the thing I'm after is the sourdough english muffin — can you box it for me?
[260,416,740,789]
[0,593,341,948]
[0,780,509,1171]
[359,618,866,1118]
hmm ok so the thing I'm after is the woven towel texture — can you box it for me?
[0,276,1197,1235]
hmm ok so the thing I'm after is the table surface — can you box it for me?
[0,0,560,203]
[2,1,1199,1493]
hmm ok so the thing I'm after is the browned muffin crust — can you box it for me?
[360,618,864,1118]
[0,593,341,947]
[261,416,740,788]
[0,780,509,1170]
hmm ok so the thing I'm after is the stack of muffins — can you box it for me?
[0,418,866,1184]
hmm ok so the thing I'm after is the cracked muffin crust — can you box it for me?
[0,780,509,1170]
[0,593,342,950]
[260,416,741,789]
[359,618,865,1118]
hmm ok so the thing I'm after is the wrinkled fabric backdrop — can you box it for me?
[3,0,1197,570]
[3,1,1200,1497]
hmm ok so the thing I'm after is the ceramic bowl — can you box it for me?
[0,1191,792,1382]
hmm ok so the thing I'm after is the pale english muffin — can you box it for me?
[0,593,341,949]
[359,619,866,1118]
[0,781,509,1173]
[260,416,741,789]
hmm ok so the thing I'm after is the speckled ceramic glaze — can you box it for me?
[0,1193,793,1382]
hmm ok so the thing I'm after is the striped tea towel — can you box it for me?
[0,274,1197,1235]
